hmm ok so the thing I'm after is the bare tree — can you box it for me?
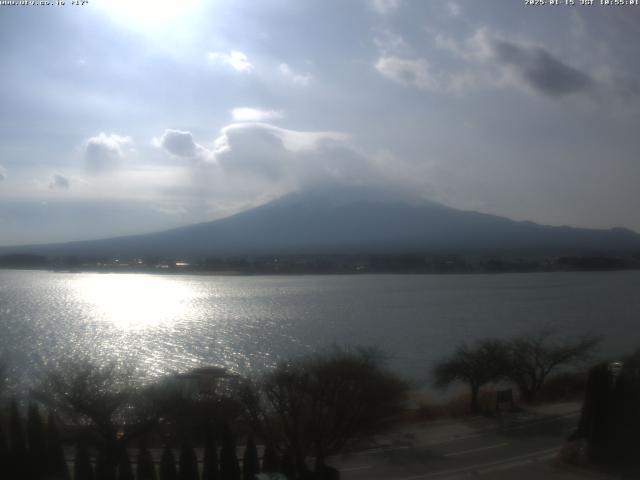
[35,360,157,476]
[243,347,409,476]
[433,339,509,414]
[37,361,136,434]
[506,330,600,403]
[140,367,244,443]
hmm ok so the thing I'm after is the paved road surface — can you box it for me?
[332,407,612,479]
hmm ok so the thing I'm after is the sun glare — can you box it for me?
[95,0,201,31]
[76,274,195,330]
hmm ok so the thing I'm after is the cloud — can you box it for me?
[370,0,401,14]
[231,108,284,122]
[49,173,70,190]
[437,29,594,98]
[212,123,379,190]
[157,130,197,157]
[0,166,6,181]
[208,123,431,201]
[375,56,442,91]
[207,50,253,73]
[487,38,593,97]
[155,123,373,190]
[279,63,312,86]
[373,29,407,54]
[155,129,214,163]
[84,133,133,173]
[214,123,347,156]
[446,1,462,17]
[151,122,431,212]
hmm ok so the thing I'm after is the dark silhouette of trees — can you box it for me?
[27,403,47,479]
[117,449,135,480]
[136,439,157,480]
[46,411,71,479]
[506,331,600,403]
[38,360,161,478]
[160,446,178,480]
[144,368,243,445]
[9,398,27,478]
[219,425,241,480]
[95,447,116,480]
[178,440,199,480]
[242,436,259,480]
[39,361,134,429]
[74,442,95,480]
[243,347,409,475]
[433,331,600,410]
[0,425,8,479]
[433,339,509,414]
[279,454,295,479]
[260,444,279,473]
[201,434,218,480]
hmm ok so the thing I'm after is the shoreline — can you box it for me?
[1,266,639,276]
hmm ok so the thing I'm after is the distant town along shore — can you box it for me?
[1,252,638,275]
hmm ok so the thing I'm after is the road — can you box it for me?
[331,409,612,480]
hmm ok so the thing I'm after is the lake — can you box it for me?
[1,269,639,392]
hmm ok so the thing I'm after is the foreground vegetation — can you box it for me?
[2,330,637,479]
[432,330,600,413]
[0,348,409,480]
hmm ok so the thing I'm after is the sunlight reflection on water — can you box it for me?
[1,270,639,395]
[75,274,199,330]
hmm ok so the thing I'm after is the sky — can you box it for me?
[1,0,639,246]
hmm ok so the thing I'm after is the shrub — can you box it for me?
[117,449,135,480]
[242,436,259,480]
[201,434,218,480]
[137,439,157,480]
[74,442,95,480]
[219,425,241,480]
[46,412,71,480]
[160,446,178,480]
[433,340,509,414]
[178,440,199,480]
[244,347,409,474]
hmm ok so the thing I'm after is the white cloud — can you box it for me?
[279,63,312,86]
[155,129,215,163]
[207,123,430,201]
[0,166,6,181]
[207,50,253,73]
[49,173,70,190]
[84,133,133,173]
[154,123,365,193]
[370,0,401,14]
[231,108,284,122]
[373,29,407,54]
[447,1,462,17]
[150,122,434,213]
[375,56,442,91]
[211,123,367,189]
[214,123,347,156]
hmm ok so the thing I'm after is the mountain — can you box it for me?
[2,186,640,258]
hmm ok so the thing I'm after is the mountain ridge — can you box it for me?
[1,187,639,258]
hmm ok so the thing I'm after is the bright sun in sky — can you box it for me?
[95,0,201,30]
